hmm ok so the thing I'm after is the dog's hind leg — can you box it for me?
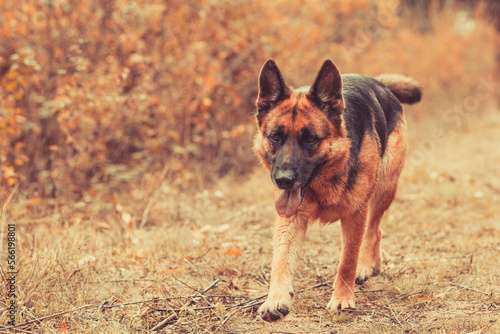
[356,194,393,284]
[356,119,407,284]
[328,207,368,311]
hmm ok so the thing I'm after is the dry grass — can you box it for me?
[1,108,500,333]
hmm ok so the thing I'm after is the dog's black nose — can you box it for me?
[274,170,295,189]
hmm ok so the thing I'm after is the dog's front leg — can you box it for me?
[327,208,368,311]
[258,216,307,322]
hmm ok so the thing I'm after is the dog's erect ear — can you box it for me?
[255,59,290,122]
[307,60,344,119]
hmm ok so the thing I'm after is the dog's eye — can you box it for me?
[270,134,281,143]
[306,136,317,144]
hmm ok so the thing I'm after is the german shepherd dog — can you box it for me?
[253,59,421,322]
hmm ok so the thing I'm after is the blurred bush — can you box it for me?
[0,0,497,198]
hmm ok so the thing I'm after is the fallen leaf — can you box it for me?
[222,249,242,257]
[122,212,132,224]
[161,270,184,274]
[61,319,68,334]
[67,269,81,280]
[214,224,231,234]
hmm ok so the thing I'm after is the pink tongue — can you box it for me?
[275,189,301,217]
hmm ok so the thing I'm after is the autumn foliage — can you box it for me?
[0,0,497,198]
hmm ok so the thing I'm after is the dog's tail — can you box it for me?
[376,74,422,105]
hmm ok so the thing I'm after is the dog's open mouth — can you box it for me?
[275,183,311,218]
[274,164,323,218]
[275,188,302,218]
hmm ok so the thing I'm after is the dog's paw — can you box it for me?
[258,292,293,322]
[355,263,380,285]
[327,292,356,312]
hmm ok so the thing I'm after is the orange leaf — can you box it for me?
[161,270,184,274]
[222,249,242,257]
[27,5,36,14]
[2,22,9,36]
[61,319,68,334]
[6,81,17,93]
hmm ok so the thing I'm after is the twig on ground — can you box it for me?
[152,313,177,328]
[387,299,402,325]
[356,289,387,294]
[68,278,157,285]
[393,255,471,263]
[151,278,220,331]
[212,305,254,333]
[0,305,91,330]
[0,326,32,334]
[143,293,249,311]
[227,293,268,310]
[221,308,240,325]
[297,281,333,293]
[150,305,213,312]
[297,280,385,295]
[139,279,159,294]
[92,298,159,312]
[198,279,221,294]
[84,291,254,315]
[170,274,204,294]
[401,299,435,309]
[153,293,268,314]
[450,283,492,296]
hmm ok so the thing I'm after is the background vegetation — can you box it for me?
[0,0,498,198]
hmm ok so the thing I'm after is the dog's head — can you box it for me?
[253,59,350,217]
